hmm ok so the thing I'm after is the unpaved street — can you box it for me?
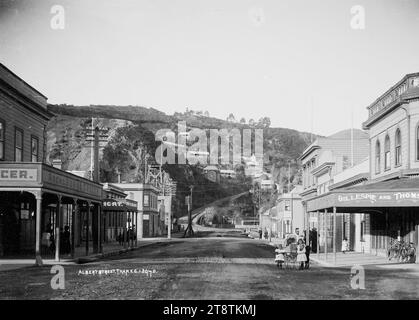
[0,237,418,300]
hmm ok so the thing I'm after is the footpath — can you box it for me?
[0,236,183,271]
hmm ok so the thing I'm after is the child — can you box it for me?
[296,239,307,270]
[275,244,285,269]
[342,238,349,254]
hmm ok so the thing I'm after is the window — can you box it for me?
[375,140,381,174]
[311,159,316,186]
[384,135,390,170]
[15,127,23,162]
[0,119,4,160]
[284,200,290,211]
[360,215,366,242]
[144,194,149,207]
[416,125,419,161]
[31,136,39,162]
[395,129,401,166]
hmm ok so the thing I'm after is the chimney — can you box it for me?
[52,159,62,170]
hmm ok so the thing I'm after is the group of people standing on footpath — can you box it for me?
[274,228,316,270]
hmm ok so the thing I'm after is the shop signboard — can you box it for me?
[0,168,37,182]
[307,190,419,212]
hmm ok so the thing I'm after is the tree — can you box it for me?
[227,113,236,122]
[248,118,255,126]
[257,116,271,128]
[204,111,210,117]
[240,117,246,124]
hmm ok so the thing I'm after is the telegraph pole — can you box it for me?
[184,185,194,237]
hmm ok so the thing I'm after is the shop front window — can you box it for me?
[0,119,4,160]
[360,215,366,242]
[416,125,419,161]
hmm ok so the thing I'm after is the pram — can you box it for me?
[283,243,298,269]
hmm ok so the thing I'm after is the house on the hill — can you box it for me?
[203,165,220,183]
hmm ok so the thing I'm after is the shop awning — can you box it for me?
[0,162,103,203]
[306,177,419,213]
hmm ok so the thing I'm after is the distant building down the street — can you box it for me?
[113,183,160,238]
[102,183,138,247]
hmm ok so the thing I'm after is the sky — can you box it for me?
[1,0,419,136]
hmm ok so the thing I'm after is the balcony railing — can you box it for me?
[367,74,419,119]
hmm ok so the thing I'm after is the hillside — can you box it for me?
[45,104,317,217]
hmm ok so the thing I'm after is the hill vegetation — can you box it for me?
[46,104,317,217]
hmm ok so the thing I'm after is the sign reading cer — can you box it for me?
[0,169,37,181]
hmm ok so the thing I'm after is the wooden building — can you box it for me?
[300,129,369,255]
[102,183,138,247]
[0,63,103,265]
[113,183,160,238]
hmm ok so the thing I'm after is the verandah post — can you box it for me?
[325,209,328,261]
[86,201,90,256]
[55,195,62,262]
[71,199,78,259]
[317,210,320,259]
[333,206,337,265]
[35,192,43,266]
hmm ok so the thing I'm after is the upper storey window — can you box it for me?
[384,135,390,171]
[395,129,401,167]
[375,140,381,174]
[15,127,23,162]
[31,136,39,162]
[411,77,419,87]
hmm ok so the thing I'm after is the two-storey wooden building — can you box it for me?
[299,129,369,254]
[113,183,160,238]
[0,64,103,265]
[102,183,138,247]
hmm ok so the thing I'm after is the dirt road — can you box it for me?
[1,237,418,299]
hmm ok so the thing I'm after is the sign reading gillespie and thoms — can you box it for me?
[337,192,419,203]
[308,191,419,211]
